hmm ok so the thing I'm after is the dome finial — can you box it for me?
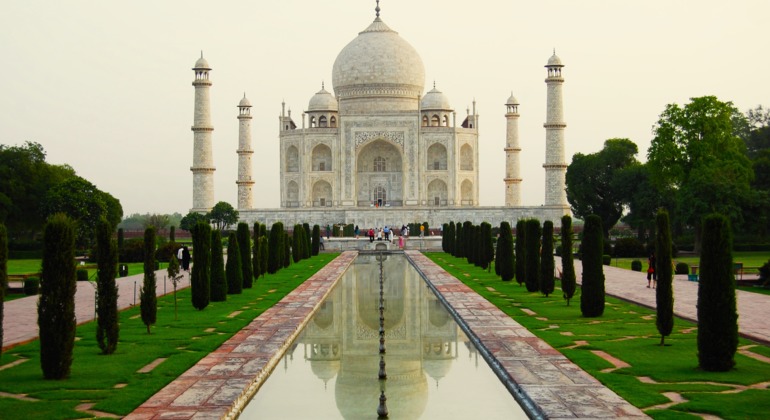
[322,81,325,90]
[375,0,380,18]
[200,50,204,58]
[433,80,436,89]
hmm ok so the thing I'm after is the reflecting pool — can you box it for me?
[241,253,527,419]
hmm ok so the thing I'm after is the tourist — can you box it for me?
[647,252,656,289]
[177,246,184,265]
[326,224,331,240]
[354,225,359,239]
[399,233,404,249]
[181,246,191,272]
[368,228,375,242]
[319,236,325,251]
[383,225,390,241]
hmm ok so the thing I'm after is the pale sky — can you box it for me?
[2,1,767,216]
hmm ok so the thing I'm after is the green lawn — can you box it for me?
[0,253,340,419]
[608,251,770,272]
[427,252,770,420]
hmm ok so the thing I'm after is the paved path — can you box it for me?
[3,268,191,350]
[560,257,770,345]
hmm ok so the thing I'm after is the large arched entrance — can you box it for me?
[356,139,403,207]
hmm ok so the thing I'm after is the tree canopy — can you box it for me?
[208,202,239,231]
[566,138,640,238]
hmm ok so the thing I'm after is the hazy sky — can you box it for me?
[2,1,767,216]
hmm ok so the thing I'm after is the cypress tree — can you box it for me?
[169,225,176,242]
[312,224,321,256]
[698,214,738,371]
[259,236,268,277]
[515,220,527,286]
[191,221,211,310]
[540,220,555,297]
[252,222,261,280]
[454,221,462,258]
[140,227,157,333]
[0,223,7,355]
[496,221,515,281]
[227,231,244,296]
[303,223,312,259]
[447,221,456,256]
[39,214,76,379]
[655,209,674,346]
[95,219,119,354]
[580,215,605,317]
[283,231,291,268]
[560,215,577,306]
[480,222,494,271]
[210,230,227,301]
[117,227,124,256]
[268,222,283,274]
[292,224,302,263]
[524,219,541,292]
[237,223,253,288]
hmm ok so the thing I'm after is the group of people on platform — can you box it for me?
[319,224,411,249]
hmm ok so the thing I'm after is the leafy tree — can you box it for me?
[143,214,170,232]
[566,138,640,239]
[540,221,555,297]
[648,96,753,251]
[180,211,207,232]
[697,214,738,371]
[312,224,321,256]
[515,220,526,286]
[39,214,77,379]
[237,223,253,288]
[496,221,514,282]
[524,219,541,292]
[117,228,124,253]
[580,215,605,317]
[268,222,284,274]
[190,221,211,310]
[208,201,239,231]
[140,228,157,333]
[745,105,770,158]
[655,209,674,346]
[0,223,6,353]
[95,219,119,354]
[560,215,577,306]
[0,142,76,239]
[210,230,227,301]
[166,254,183,320]
[42,177,123,248]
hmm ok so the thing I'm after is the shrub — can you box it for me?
[675,262,690,275]
[24,277,40,295]
[480,222,494,270]
[560,215,577,306]
[613,237,645,257]
[118,264,128,277]
[268,222,284,274]
[39,213,77,379]
[210,230,227,301]
[155,241,181,263]
[1,223,6,353]
[631,260,642,272]
[77,268,89,281]
[602,255,611,266]
[698,214,738,371]
[312,224,321,256]
[580,215,605,318]
[760,260,770,287]
[252,222,262,279]
[120,238,144,263]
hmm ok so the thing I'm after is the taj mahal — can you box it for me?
[189,2,570,229]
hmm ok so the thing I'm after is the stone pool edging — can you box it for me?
[126,251,357,420]
[405,251,648,419]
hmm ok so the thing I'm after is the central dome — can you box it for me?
[332,18,425,101]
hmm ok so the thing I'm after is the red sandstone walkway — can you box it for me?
[2,268,191,350]
[559,257,770,345]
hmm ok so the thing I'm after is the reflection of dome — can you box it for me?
[310,360,340,384]
[314,301,334,329]
[423,357,453,384]
[335,364,428,419]
[421,85,452,111]
[308,86,338,112]
[332,18,425,100]
[356,263,405,330]
[428,299,450,328]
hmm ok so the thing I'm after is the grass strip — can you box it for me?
[0,253,339,419]
[426,252,770,419]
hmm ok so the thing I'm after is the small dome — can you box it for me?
[238,94,251,108]
[506,92,519,106]
[194,55,210,70]
[421,86,452,111]
[308,86,338,112]
[546,51,563,67]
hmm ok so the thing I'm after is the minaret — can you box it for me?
[236,93,254,210]
[543,50,568,207]
[504,93,522,206]
[191,53,215,212]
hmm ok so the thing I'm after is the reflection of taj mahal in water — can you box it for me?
[190,2,570,228]
[244,254,523,419]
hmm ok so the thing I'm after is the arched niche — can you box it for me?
[427,143,447,171]
[286,145,299,172]
[460,179,474,205]
[313,180,332,207]
[427,179,448,206]
[312,144,332,171]
[460,144,473,171]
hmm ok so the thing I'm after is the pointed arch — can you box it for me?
[460,144,474,171]
[286,145,299,172]
[312,180,332,207]
[461,179,474,206]
[427,179,448,206]
[312,144,332,171]
[427,143,447,170]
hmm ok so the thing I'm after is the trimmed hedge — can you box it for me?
[631,260,642,272]
[613,237,645,257]
[675,262,690,275]
[602,255,612,266]
[76,268,89,281]
[24,277,40,295]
